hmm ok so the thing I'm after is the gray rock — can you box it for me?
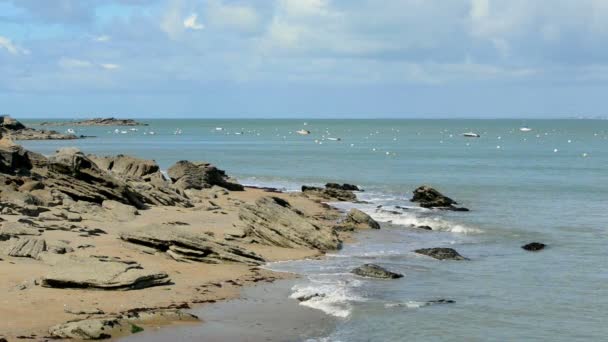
[414,248,468,260]
[8,238,47,259]
[120,224,265,265]
[239,196,341,251]
[352,264,403,279]
[67,213,82,222]
[411,186,469,211]
[0,221,41,238]
[40,256,171,290]
[168,160,244,192]
[301,185,357,202]
[335,209,380,230]
[102,200,139,221]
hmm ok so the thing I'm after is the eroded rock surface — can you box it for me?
[411,186,469,211]
[335,209,380,230]
[168,160,244,192]
[239,196,341,251]
[120,224,265,265]
[301,185,357,202]
[40,256,171,290]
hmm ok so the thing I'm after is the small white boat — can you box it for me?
[148,131,156,135]
[327,137,341,141]
[296,129,311,135]
[66,128,75,134]
[114,129,120,134]
[174,128,183,135]
[215,127,223,131]
[520,127,532,132]
[462,132,480,138]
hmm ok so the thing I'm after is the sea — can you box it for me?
[20,119,608,341]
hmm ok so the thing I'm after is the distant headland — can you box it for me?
[40,117,148,127]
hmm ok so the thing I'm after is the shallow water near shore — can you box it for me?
[21,119,608,341]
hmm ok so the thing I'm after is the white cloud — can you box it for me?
[0,36,29,55]
[59,58,94,68]
[206,1,260,32]
[183,13,204,30]
[100,63,120,70]
[95,35,111,42]
[278,0,329,17]
[160,0,185,40]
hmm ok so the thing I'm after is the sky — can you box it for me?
[0,0,607,119]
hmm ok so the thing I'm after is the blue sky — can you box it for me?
[0,0,607,118]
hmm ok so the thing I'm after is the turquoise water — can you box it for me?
[21,119,608,341]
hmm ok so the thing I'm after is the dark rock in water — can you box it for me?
[411,186,469,211]
[427,299,455,305]
[168,160,244,192]
[413,225,433,230]
[40,117,147,126]
[335,209,380,230]
[296,293,326,302]
[1,115,78,140]
[351,264,403,279]
[325,183,361,191]
[415,248,468,260]
[522,242,546,251]
[301,185,357,202]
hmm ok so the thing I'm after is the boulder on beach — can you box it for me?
[7,237,47,259]
[335,209,380,230]
[351,264,403,279]
[168,160,244,192]
[411,186,469,211]
[40,256,171,290]
[522,242,546,251]
[239,196,341,251]
[120,224,265,265]
[414,247,468,260]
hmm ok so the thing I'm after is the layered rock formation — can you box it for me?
[351,264,403,279]
[411,186,469,211]
[239,196,341,251]
[414,247,468,260]
[301,185,357,202]
[334,209,380,230]
[168,160,244,192]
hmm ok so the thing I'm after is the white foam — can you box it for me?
[369,210,483,234]
[384,301,427,309]
[289,278,364,318]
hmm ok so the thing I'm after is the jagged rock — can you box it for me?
[128,181,193,208]
[8,238,47,259]
[411,186,469,211]
[120,225,265,265]
[351,264,403,279]
[44,148,146,209]
[38,210,68,221]
[239,196,341,251]
[40,256,171,290]
[90,154,164,183]
[522,242,546,251]
[18,180,44,192]
[301,185,357,202]
[168,160,244,192]
[325,183,361,191]
[335,209,380,230]
[413,225,433,230]
[414,248,468,260]
[1,115,77,141]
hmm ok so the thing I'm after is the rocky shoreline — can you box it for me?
[1,116,79,141]
[40,117,147,126]
[0,137,384,340]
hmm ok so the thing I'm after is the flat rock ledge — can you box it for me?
[415,248,468,260]
[40,256,171,290]
[352,264,403,279]
[120,224,265,265]
[301,185,357,202]
[239,196,341,251]
[335,208,380,230]
[49,309,197,340]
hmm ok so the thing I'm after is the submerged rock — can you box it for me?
[351,264,403,279]
[411,186,469,211]
[40,256,171,290]
[120,224,265,265]
[168,160,244,192]
[239,196,341,251]
[414,248,468,260]
[522,242,546,251]
[335,209,380,230]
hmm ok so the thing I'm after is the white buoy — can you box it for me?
[553,148,558,153]
[496,145,501,149]
[582,153,588,157]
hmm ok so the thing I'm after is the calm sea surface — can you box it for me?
[21,119,608,341]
